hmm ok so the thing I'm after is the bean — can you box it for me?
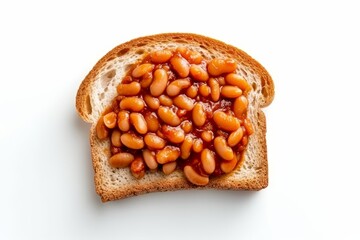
[162,162,177,175]
[144,112,160,132]
[150,68,168,97]
[221,86,242,98]
[180,135,193,159]
[233,96,248,118]
[117,82,141,96]
[120,97,145,112]
[156,146,180,164]
[201,130,213,142]
[190,65,209,81]
[143,149,158,170]
[96,117,108,140]
[227,127,243,147]
[150,50,173,63]
[201,149,216,174]
[144,94,160,110]
[170,55,190,78]
[144,133,166,149]
[130,113,148,134]
[166,78,191,97]
[117,110,130,131]
[199,84,211,97]
[214,136,234,161]
[157,106,181,126]
[103,112,117,129]
[140,72,153,88]
[244,118,254,135]
[192,103,206,127]
[192,138,203,153]
[177,47,203,64]
[173,94,194,111]
[132,63,154,78]
[111,130,122,147]
[220,154,238,173]
[130,157,145,179]
[207,58,237,76]
[120,133,144,149]
[208,78,220,101]
[184,165,209,186]
[181,120,192,133]
[213,111,240,131]
[159,95,173,106]
[185,85,198,98]
[162,125,185,144]
[109,152,134,168]
[225,73,252,93]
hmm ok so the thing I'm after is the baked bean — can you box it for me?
[144,94,160,110]
[181,120,193,133]
[150,50,173,63]
[142,149,158,170]
[233,96,248,118]
[225,73,252,93]
[130,157,145,179]
[192,103,206,127]
[220,154,238,173]
[130,113,148,134]
[103,112,117,129]
[156,146,180,164]
[159,95,173,106]
[220,86,242,98]
[120,97,145,112]
[207,58,237,76]
[208,78,220,101]
[190,65,209,81]
[170,55,190,78]
[184,165,209,186]
[96,117,108,140]
[177,47,203,64]
[176,108,187,117]
[186,85,198,98]
[144,112,160,132]
[173,94,194,111]
[140,72,153,88]
[241,135,248,146]
[162,161,177,175]
[117,110,130,131]
[111,130,122,147]
[218,76,226,86]
[192,138,204,153]
[150,69,168,97]
[214,136,234,160]
[227,127,243,147]
[132,63,155,78]
[121,133,144,149]
[166,78,191,97]
[109,152,134,168]
[162,125,185,144]
[244,118,254,135]
[201,149,215,174]
[201,130,213,142]
[144,133,166,149]
[117,82,141,96]
[180,135,193,159]
[213,111,240,131]
[157,106,181,126]
[199,84,211,97]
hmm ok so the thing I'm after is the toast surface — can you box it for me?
[76,33,274,202]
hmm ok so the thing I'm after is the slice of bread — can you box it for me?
[76,33,274,202]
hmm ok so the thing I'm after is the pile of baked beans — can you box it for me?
[96,47,254,186]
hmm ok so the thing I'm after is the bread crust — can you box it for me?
[76,33,274,202]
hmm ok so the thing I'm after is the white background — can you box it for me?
[1,0,359,239]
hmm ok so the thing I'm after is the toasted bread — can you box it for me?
[76,33,274,202]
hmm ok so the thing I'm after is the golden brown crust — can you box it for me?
[76,33,274,202]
